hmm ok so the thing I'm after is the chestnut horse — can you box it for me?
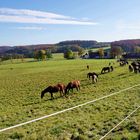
[41,83,65,99]
[65,80,80,94]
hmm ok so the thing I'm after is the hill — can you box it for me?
[111,39,140,52]
[1,39,140,58]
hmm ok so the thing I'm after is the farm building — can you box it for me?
[82,49,110,59]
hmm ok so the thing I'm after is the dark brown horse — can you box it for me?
[131,62,140,73]
[87,72,98,79]
[41,83,65,99]
[65,80,80,94]
[87,72,98,84]
[120,61,128,66]
[101,66,113,74]
[87,65,89,70]
[101,67,110,74]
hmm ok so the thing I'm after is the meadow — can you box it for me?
[0,55,140,140]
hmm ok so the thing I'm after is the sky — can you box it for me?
[0,0,140,46]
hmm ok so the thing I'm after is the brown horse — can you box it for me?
[41,83,65,99]
[65,80,80,94]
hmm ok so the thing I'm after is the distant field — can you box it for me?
[85,46,111,53]
[0,53,64,65]
[0,58,140,140]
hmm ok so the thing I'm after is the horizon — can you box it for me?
[1,38,140,47]
[0,0,140,46]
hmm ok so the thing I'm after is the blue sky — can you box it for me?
[0,0,140,46]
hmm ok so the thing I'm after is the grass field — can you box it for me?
[0,57,140,140]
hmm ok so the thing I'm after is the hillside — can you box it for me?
[0,39,140,57]
[111,39,140,52]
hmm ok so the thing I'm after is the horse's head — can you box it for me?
[41,89,47,98]
[41,86,52,99]
[65,83,72,94]
[65,85,69,94]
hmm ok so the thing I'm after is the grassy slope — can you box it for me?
[0,57,140,140]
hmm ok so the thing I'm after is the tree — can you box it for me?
[134,46,140,53]
[34,50,46,61]
[98,48,104,58]
[78,47,85,56]
[64,49,74,59]
[110,46,123,58]
[46,50,53,58]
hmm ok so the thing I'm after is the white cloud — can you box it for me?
[0,8,98,25]
[13,26,47,30]
[0,8,71,19]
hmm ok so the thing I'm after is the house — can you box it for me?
[81,53,89,59]
[88,49,110,59]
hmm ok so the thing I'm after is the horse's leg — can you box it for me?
[50,93,54,100]
[76,86,79,91]
[96,77,98,82]
[87,74,89,79]
[88,75,91,80]
[101,70,103,74]
[72,88,74,92]
[60,90,62,97]
[78,85,80,90]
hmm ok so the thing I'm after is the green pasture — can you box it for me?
[0,58,140,140]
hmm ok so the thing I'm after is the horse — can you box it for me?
[131,62,140,73]
[120,61,129,66]
[41,83,65,99]
[101,67,110,74]
[87,72,98,80]
[87,72,98,84]
[65,80,80,94]
[87,65,89,70]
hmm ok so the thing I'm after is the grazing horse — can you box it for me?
[120,61,129,66]
[101,67,110,74]
[129,65,133,72]
[131,62,140,73]
[41,83,65,99]
[87,72,98,84]
[65,80,80,94]
[87,65,89,70]
[87,72,98,80]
